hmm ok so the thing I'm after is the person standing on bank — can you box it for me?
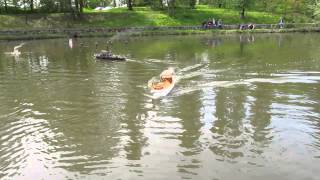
[279,17,285,29]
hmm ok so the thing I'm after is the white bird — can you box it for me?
[12,43,25,56]
[5,43,25,56]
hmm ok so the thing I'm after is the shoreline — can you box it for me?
[0,25,319,40]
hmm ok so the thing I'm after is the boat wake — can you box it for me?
[145,59,320,99]
[173,71,320,97]
[179,63,207,73]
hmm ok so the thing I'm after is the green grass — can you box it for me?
[82,6,281,27]
[172,5,280,24]
[0,5,313,30]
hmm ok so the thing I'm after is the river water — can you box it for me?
[0,33,319,180]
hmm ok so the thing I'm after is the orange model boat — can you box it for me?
[151,77,173,90]
[150,68,175,98]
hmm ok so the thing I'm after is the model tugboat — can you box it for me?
[95,50,126,61]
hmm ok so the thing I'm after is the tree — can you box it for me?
[309,0,320,18]
[235,0,255,19]
[315,2,320,17]
[4,0,8,13]
[74,0,79,13]
[190,0,196,9]
[205,0,227,8]
[167,0,176,16]
[30,0,34,12]
[79,0,84,13]
[148,0,164,9]
[127,0,133,10]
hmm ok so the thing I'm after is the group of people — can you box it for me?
[202,16,285,30]
[202,18,223,29]
[239,23,256,30]
[239,17,285,30]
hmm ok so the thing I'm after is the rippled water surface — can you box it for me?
[0,33,320,180]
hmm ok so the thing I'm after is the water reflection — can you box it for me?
[202,37,223,48]
[210,87,247,160]
[0,33,320,179]
[312,84,320,154]
[121,62,148,161]
[239,34,255,55]
[176,92,202,176]
[249,84,273,150]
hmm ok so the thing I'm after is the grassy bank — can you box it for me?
[1,27,320,41]
[0,5,316,40]
[0,5,287,30]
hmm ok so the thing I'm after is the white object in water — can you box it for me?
[5,43,25,56]
[69,39,73,49]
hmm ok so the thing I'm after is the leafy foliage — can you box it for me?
[0,0,318,22]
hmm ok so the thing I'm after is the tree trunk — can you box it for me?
[4,0,8,13]
[30,0,34,12]
[69,0,73,12]
[58,0,63,12]
[24,0,28,24]
[168,0,175,16]
[190,0,196,9]
[74,0,81,18]
[113,0,117,7]
[240,7,245,19]
[159,0,164,9]
[74,0,79,12]
[69,0,76,19]
[79,0,84,13]
[127,0,133,10]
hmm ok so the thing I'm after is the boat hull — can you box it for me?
[94,53,126,61]
[150,77,175,98]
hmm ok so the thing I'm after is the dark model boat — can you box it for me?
[95,51,126,61]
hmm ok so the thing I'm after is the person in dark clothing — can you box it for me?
[248,23,255,30]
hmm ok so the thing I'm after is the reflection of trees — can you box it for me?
[176,94,202,153]
[49,74,121,174]
[0,54,7,72]
[202,37,223,48]
[308,83,320,152]
[239,34,255,56]
[114,36,205,64]
[277,34,284,48]
[210,87,247,159]
[121,63,148,161]
[249,84,273,150]
[239,35,246,54]
[0,38,127,176]
[41,48,122,174]
[0,91,25,178]
[2,33,320,178]
[175,92,202,176]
